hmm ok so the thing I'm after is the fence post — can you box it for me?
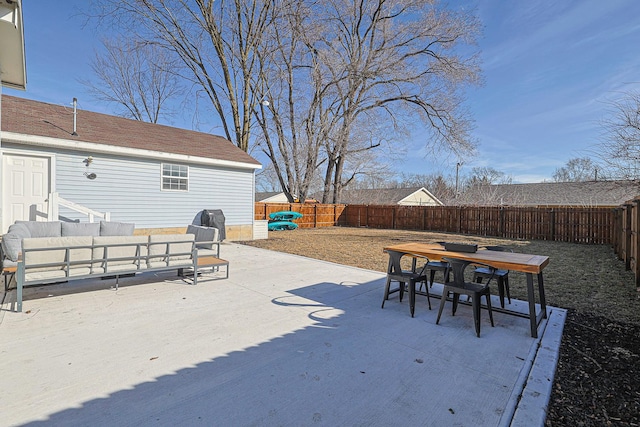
[624,203,633,270]
[314,204,318,228]
[366,205,369,228]
[392,206,396,229]
[634,199,640,286]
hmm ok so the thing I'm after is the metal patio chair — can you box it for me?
[382,250,431,317]
[436,257,495,337]
[473,246,511,308]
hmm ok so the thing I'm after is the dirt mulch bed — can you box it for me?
[240,226,640,426]
[548,310,640,426]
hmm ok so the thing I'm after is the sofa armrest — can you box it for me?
[195,241,221,258]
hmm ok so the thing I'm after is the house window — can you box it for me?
[162,163,189,191]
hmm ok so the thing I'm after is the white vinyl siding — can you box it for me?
[398,190,440,206]
[5,144,255,228]
[161,163,188,191]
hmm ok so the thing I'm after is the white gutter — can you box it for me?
[1,131,262,170]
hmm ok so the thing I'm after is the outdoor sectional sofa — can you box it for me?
[0,221,227,312]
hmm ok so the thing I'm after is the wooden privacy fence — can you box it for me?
[612,199,640,287]
[256,203,613,244]
[255,203,346,228]
[340,204,614,244]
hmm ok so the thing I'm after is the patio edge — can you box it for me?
[504,307,567,427]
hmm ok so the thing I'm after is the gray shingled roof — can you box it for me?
[255,192,284,202]
[334,187,440,205]
[451,180,640,207]
[1,95,261,167]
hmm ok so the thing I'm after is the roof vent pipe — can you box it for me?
[72,98,78,136]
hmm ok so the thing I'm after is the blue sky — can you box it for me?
[5,0,640,183]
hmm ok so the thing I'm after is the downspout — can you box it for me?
[252,169,256,239]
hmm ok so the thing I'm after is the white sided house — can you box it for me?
[0,95,262,239]
[255,192,291,203]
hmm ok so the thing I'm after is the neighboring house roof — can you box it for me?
[0,1,26,90]
[336,187,443,206]
[451,180,640,207]
[256,192,290,203]
[1,95,261,169]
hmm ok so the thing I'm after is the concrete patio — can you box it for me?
[0,243,565,426]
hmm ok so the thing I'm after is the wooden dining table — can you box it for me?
[383,242,550,338]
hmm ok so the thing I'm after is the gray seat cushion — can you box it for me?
[22,236,94,275]
[92,235,149,273]
[148,234,194,268]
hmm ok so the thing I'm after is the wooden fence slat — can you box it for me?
[256,202,616,244]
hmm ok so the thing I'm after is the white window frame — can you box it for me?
[161,163,189,192]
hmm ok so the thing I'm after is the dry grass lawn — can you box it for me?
[242,226,640,323]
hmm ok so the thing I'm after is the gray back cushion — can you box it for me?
[16,221,62,237]
[187,225,219,249]
[61,222,101,236]
[100,221,135,236]
[1,222,31,262]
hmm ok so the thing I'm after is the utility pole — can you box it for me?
[455,162,463,198]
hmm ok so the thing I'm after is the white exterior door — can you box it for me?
[2,153,51,232]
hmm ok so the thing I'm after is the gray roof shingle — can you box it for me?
[451,181,640,207]
[333,187,441,205]
[1,95,261,167]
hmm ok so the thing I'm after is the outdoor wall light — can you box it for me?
[83,156,93,166]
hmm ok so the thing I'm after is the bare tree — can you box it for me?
[91,0,480,201]
[253,1,396,202]
[552,157,599,182]
[252,0,326,202]
[351,172,399,189]
[466,166,511,186]
[399,173,456,200]
[313,0,482,203]
[255,163,283,192]
[82,38,183,123]
[91,0,274,152]
[598,91,640,179]
[445,166,512,205]
[253,0,481,203]
[450,183,512,206]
